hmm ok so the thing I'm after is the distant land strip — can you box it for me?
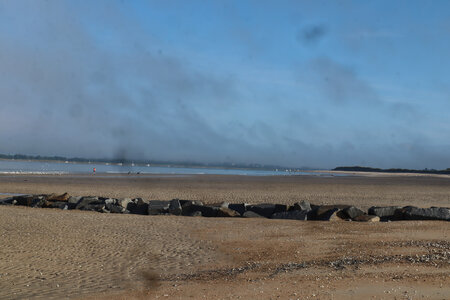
[334,166,450,175]
[0,153,301,171]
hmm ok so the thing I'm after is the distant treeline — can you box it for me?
[0,153,290,171]
[333,166,450,175]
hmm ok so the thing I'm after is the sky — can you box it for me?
[1,0,450,169]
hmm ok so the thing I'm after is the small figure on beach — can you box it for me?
[93,167,96,174]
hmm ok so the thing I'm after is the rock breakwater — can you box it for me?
[1,193,449,222]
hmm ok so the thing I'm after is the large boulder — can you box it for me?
[117,198,132,212]
[181,201,205,216]
[13,195,40,207]
[183,204,219,217]
[242,211,265,218]
[0,197,14,205]
[104,198,127,213]
[127,198,149,215]
[217,207,241,217]
[401,206,450,221]
[47,193,70,202]
[291,200,311,211]
[148,200,170,215]
[342,206,365,219]
[246,204,288,218]
[169,199,182,215]
[271,210,308,220]
[75,196,106,212]
[353,215,380,222]
[368,206,403,220]
[228,203,247,215]
[67,196,82,209]
[308,205,350,221]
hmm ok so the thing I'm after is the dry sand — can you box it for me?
[0,173,449,299]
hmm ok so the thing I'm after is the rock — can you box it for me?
[104,199,126,213]
[0,197,14,205]
[401,206,450,221]
[342,206,365,219]
[210,202,230,208]
[242,210,265,218]
[75,196,105,212]
[309,205,350,220]
[169,199,182,215]
[353,215,380,222]
[127,198,148,215]
[148,200,170,215]
[67,196,82,209]
[217,207,241,217]
[271,210,308,220]
[246,204,288,218]
[242,211,265,218]
[368,206,403,220]
[228,203,247,215]
[180,200,204,207]
[190,211,202,217]
[185,205,218,217]
[181,201,205,216]
[47,193,70,202]
[42,201,68,209]
[13,195,38,207]
[292,200,311,211]
[117,198,132,210]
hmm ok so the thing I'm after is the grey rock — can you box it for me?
[190,211,202,217]
[401,206,450,221]
[127,198,149,215]
[343,206,365,219]
[46,193,70,202]
[292,200,311,211]
[271,210,308,220]
[169,199,182,215]
[148,200,170,215]
[117,198,132,210]
[186,205,219,217]
[217,207,241,217]
[0,197,14,205]
[13,195,38,207]
[353,215,380,222]
[75,196,105,212]
[309,205,350,220]
[246,204,288,218]
[180,200,204,207]
[242,211,265,218]
[368,206,403,220]
[42,201,68,209]
[68,196,82,209]
[228,203,247,215]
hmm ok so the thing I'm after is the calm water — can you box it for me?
[0,159,327,176]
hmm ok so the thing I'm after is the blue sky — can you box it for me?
[1,0,450,169]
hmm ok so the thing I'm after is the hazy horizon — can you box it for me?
[1,1,450,169]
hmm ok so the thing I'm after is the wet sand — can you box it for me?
[0,173,449,299]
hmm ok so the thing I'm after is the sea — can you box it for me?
[0,159,338,176]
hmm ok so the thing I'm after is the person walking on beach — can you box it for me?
[93,167,96,174]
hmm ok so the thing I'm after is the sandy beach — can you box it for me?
[0,173,449,299]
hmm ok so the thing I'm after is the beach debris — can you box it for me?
[1,193,449,222]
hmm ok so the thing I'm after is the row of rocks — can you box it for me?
[0,193,449,222]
